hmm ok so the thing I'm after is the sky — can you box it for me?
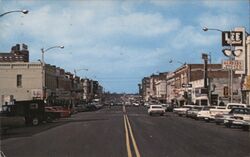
[0,0,249,93]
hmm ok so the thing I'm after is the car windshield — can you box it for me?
[0,1,249,157]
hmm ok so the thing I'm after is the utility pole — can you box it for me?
[202,53,209,104]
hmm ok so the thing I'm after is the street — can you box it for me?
[1,106,250,157]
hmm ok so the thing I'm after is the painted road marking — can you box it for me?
[123,105,141,157]
[123,105,126,113]
[125,115,141,157]
[124,115,132,157]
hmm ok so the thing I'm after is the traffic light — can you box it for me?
[223,86,229,97]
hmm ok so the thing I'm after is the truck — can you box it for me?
[0,100,61,131]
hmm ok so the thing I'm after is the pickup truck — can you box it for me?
[209,103,247,121]
[1,100,61,127]
[148,105,165,116]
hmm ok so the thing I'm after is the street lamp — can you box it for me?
[202,27,223,33]
[203,27,234,103]
[0,10,29,17]
[41,45,64,100]
[169,59,186,65]
[74,68,88,78]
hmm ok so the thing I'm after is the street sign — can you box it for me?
[222,60,243,71]
[222,31,243,46]
[182,84,192,88]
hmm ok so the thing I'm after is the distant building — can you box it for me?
[0,44,29,62]
[141,64,241,106]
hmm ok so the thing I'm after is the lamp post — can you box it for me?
[169,59,186,65]
[203,27,234,103]
[74,68,88,78]
[0,10,29,17]
[41,46,64,100]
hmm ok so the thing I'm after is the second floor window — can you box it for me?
[17,74,22,87]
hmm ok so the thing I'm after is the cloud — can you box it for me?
[170,26,219,50]
[202,0,242,10]
[197,13,240,31]
[0,0,248,93]
[101,12,181,37]
[149,0,179,7]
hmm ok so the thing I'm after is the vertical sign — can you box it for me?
[234,27,246,74]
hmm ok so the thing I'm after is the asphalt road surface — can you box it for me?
[1,106,250,157]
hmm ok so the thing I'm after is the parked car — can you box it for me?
[187,106,204,119]
[173,105,194,117]
[215,107,248,125]
[133,102,140,107]
[144,102,149,107]
[51,106,71,118]
[209,103,247,121]
[44,106,61,122]
[161,104,167,111]
[148,105,165,116]
[75,104,87,112]
[165,103,174,112]
[197,106,216,120]
[223,108,250,128]
[242,120,250,131]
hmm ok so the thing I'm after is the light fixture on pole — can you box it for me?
[40,45,64,100]
[169,59,186,65]
[74,68,88,78]
[0,9,29,17]
[203,26,234,103]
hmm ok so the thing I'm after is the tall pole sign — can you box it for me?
[222,31,243,46]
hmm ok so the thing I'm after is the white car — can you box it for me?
[224,108,250,128]
[209,103,247,121]
[148,105,165,116]
[173,105,194,116]
[197,106,216,120]
[133,103,139,107]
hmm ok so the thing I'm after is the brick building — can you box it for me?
[0,44,29,62]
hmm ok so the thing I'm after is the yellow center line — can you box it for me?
[125,114,141,157]
[123,105,126,113]
[124,114,132,157]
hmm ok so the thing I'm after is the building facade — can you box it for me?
[141,63,241,106]
[0,44,29,62]
[0,62,103,109]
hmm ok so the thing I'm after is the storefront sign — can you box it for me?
[222,60,243,71]
[222,31,243,46]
